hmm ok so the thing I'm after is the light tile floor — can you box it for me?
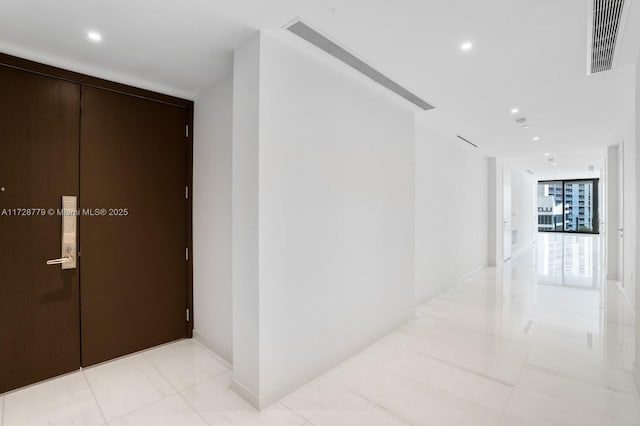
[1,233,638,425]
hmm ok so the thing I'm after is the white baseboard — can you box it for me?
[231,377,261,409]
[232,311,414,410]
[232,366,324,411]
[415,264,489,306]
[193,330,233,367]
[455,265,487,284]
[506,240,534,263]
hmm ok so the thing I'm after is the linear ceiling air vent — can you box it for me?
[588,0,627,74]
[286,21,434,110]
[456,135,478,148]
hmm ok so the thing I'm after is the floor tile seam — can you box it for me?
[272,403,313,426]
[84,353,181,423]
[189,340,234,371]
[142,350,231,392]
[277,377,372,423]
[80,369,108,425]
[509,382,640,426]
[348,389,412,425]
[174,390,215,426]
[510,334,536,398]
[142,352,182,395]
[521,363,638,395]
[176,369,233,393]
[278,398,318,423]
[100,392,183,425]
[403,348,517,389]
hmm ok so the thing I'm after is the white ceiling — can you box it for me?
[0,0,638,178]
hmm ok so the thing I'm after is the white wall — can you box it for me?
[415,126,489,302]
[193,74,234,362]
[635,60,640,385]
[231,33,261,397]
[232,31,415,406]
[488,158,502,266]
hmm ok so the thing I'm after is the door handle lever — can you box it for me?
[47,245,74,265]
[46,257,72,265]
[46,196,77,269]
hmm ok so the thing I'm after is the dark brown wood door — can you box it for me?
[0,66,81,393]
[80,86,187,366]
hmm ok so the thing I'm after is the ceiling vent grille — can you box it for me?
[286,21,434,110]
[588,0,627,74]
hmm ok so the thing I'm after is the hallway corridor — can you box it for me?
[0,234,637,425]
[278,233,639,425]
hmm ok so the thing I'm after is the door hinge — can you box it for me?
[185,186,189,199]
[186,308,190,322]
[185,247,189,261]
[185,125,189,138]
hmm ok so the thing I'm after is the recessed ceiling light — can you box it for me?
[552,162,557,166]
[544,152,550,156]
[533,136,540,141]
[522,124,530,129]
[460,42,473,51]
[511,108,519,114]
[87,31,102,42]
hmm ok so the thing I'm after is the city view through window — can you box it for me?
[537,179,598,233]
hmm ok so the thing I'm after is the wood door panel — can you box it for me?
[0,66,80,393]
[80,86,187,366]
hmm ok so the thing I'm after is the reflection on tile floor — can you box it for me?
[1,233,638,425]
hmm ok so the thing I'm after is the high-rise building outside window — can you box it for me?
[537,181,563,231]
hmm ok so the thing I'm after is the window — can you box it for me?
[537,179,599,234]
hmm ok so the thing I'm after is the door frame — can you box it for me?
[0,52,195,338]
[503,168,512,261]
[617,144,624,285]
